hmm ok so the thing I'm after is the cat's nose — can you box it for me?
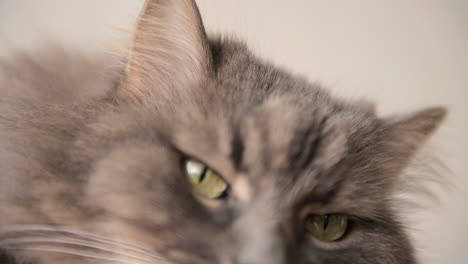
[230,211,288,264]
[235,227,286,264]
[226,194,294,264]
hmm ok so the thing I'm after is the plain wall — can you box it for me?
[0,1,466,263]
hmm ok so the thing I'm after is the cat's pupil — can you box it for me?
[323,215,330,229]
[199,167,208,183]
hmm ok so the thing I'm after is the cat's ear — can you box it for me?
[382,107,447,162]
[119,0,211,102]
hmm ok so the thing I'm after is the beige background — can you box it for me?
[0,0,466,263]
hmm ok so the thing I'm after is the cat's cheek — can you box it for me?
[84,144,180,225]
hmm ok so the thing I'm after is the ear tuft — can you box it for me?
[387,107,447,137]
[383,106,448,160]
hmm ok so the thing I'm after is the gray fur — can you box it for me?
[0,1,446,264]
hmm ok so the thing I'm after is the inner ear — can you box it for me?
[120,0,212,102]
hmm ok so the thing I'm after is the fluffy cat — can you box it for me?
[0,0,446,264]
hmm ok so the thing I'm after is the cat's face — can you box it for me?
[78,93,415,264]
[64,1,446,263]
[0,1,446,264]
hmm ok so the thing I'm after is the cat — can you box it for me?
[0,0,447,264]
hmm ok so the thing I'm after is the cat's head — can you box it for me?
[32,1,447,263]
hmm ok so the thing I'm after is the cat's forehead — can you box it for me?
[168,85,379,201]
[151,42,381,204]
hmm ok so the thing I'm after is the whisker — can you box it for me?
[0,225,166,260]
[1,245,140,264]
[0,237,157,263]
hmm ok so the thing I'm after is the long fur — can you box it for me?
[0,1,447,264]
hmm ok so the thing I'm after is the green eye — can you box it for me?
[305,214,348,242]
[185,160,228,199]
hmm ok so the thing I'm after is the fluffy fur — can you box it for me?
[0,0,446,263]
